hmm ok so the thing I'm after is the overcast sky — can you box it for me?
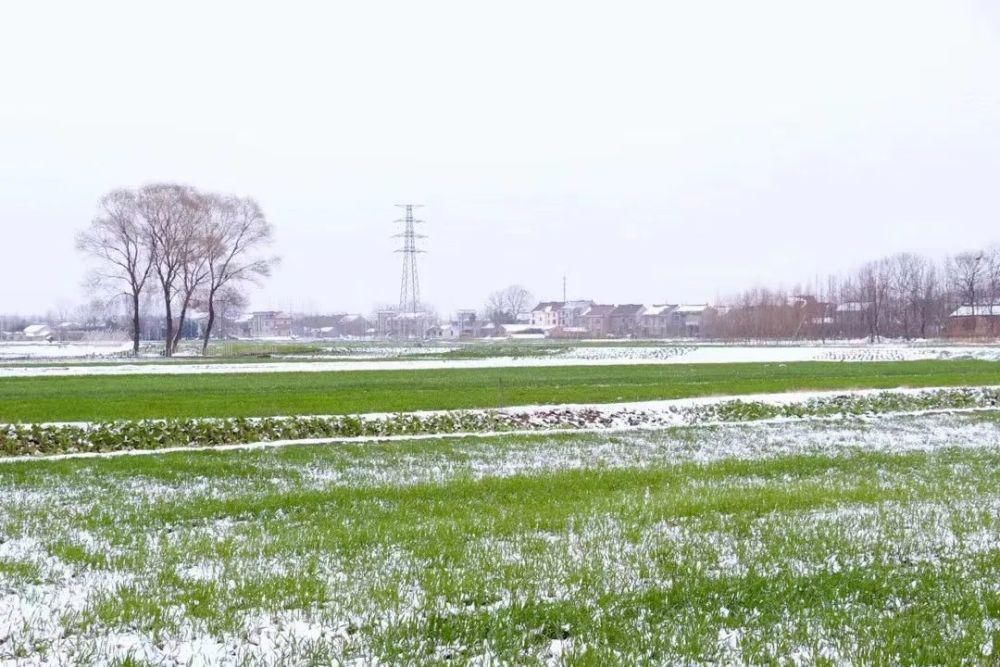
[2,1,999,316]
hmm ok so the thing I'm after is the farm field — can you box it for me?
[3,352,1000,664]
[0,359,999,423]
[5,340,1000,374]
[2,414,1000,664]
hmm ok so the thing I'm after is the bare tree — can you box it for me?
[948,251,986,317]
[856,259,890,342]
[136,184,205,356]
[199,195,277,354]
[170,208,211,354]
[914,259,943,338]
[484,285,533,324]
[887,253,928,339]
[76,189,152,354]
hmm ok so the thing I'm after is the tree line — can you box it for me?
[77,183,277,356]
[716,247,1000,341]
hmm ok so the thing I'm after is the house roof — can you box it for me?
[609,304,645,317]
[23,324,51,336]
[532,301,564,313]
[950,304,1000,318]
[642,304,676,316]
[582,304,615,317]
[674,304,710,314]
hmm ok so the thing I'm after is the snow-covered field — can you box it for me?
[1,342,999,377]
[2,411,999,664]
[0,341,133,361]
[3,343,1000,662]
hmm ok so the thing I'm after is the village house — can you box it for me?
[639,305,676,338]
[671,305,714,337]
[449,310,482,338]
[338,314,369,338]
[22,324,54,341]
[945,304,1000,338]
[607,304,645,337]
[580,304,615,337]
[530,302,564,327]
[296,314,345,338]
[560,300,594,328]
[377,310,431,339]
[250,311,293,338]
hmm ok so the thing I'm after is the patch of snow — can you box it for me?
[2,343,1000,377]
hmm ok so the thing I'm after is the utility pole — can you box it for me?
[562,275,567,302]
[393,204,427,337]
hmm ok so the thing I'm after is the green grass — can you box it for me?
[0,359,998,423]
[1,420,999,663]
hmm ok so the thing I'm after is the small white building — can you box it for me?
[530,302,564,327]
[23,324,54,341]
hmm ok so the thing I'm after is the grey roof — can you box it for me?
[609,304,645,317]
[582,304,616,317]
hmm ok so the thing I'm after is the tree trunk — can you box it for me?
[202,294,216,356]
[162,285,174,357]
[172,297,190,355]
[131,291,141,356]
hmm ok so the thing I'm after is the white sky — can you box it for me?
[2,0,999,316]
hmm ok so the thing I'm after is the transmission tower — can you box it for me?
[394,204,426,314]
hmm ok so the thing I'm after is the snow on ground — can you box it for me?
[1,343,999,377]
[0,341,133,361]
[1,413,999,664]
[313,345,461,359]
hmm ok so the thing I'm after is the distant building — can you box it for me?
[231,314,254,338]
[671,305,714,337]
[608,304,645,337]
[337,314,369,338]
[639,305,676,338]
[377,310,431,339]
[22,324,54,341]
[250,311,293,338]
[450,310,482,338]
[945,304,1000,338]
[530,302,565,327]
[580,304,616,338]
[560,300,594,328]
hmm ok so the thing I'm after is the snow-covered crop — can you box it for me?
[2,386,999,459]
[2,413,1000,664]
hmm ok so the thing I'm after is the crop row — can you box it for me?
[1,387,998,458]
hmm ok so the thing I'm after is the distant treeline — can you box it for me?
[713,247,1000,340]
